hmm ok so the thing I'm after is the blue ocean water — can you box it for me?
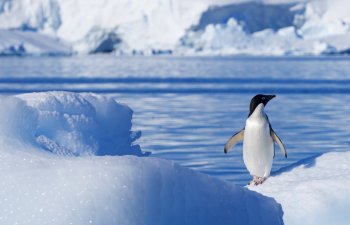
[1,55,350,185]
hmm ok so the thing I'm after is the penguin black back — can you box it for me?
[248,94,276,117]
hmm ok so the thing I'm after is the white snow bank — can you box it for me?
[0,92,284,225]
[0,92,145,156]
[0,153,283,225]
[0,30,71,56]
[251,151,350,225]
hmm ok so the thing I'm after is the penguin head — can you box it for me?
[249,94,275,116]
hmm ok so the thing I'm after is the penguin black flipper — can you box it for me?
[224,129,244,154]
[270,129,287,158]
[267,117,287,158]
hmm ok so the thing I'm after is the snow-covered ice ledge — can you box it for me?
[251,151,350,225]
[0,92,283,225]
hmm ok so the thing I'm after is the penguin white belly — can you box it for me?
[243,115,274,178]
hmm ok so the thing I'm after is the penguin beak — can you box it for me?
[266,95,276,102]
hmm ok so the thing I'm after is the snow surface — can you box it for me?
[251,151,350,225]
[0,91,284,225]
[0,0,350,55]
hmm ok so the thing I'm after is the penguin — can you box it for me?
[224,94,287,185]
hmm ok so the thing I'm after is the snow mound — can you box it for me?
[0,91,284,225]
[0,92,145,156]
[251,151,350,225]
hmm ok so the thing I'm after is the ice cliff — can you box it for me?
[0,0,349,55]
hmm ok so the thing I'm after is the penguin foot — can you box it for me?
[248,176,266,186]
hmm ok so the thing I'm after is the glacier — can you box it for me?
[1,0,350,55]
[0,91,284,225]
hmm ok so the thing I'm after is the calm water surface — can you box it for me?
[1,55,350,185]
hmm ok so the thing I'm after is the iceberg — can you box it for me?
[0,92,284,225]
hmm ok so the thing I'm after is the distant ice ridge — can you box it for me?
[251,151,350,225]
[0,30,70,56]
[0,0,350,55]
[0,92,284,225]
